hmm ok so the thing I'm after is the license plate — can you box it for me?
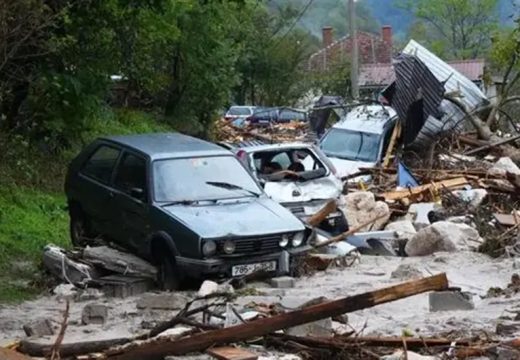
[232,261,277,277]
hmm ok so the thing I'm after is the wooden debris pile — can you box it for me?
[215,119,308,144]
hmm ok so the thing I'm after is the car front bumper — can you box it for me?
[175,245,311,278]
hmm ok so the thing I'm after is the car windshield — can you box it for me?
[228,107,252,116]
[154,156,261,202]
[320,128,381,162]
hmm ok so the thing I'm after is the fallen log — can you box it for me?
[20,337,131,357]
[105,273,449,360]
[305,200,337,227]
[463,134,520,156]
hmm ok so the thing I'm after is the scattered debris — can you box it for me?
[83,246,157,279]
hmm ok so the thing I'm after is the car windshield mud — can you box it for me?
[154,156,262,202]
[320,128,381,162]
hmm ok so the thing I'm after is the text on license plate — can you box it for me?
[232,261,277,276]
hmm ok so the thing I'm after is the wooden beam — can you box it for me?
[305,200,337,227]
[206,346,258,360]
[382,122,401,168]
[463,134,520,156]
[106,274,449,360]
[382,177,468,201]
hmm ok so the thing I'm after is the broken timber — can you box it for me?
[306,200,337,227]
[105,274,448,360]
[382,177,468,201]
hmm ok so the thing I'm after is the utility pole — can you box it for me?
[348,0,359,99]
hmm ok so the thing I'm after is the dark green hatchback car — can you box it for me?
[65,133,310,289]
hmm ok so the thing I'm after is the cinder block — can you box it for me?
[429,291,474,312]
[270,276,295,289]
[23,319,55,337]
[81,304,108,325]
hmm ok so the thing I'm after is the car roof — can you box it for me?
[101,133,231,160]
[332,104,397,134]
[229,105,255,109]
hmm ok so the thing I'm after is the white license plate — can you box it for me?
[232,261,277,277]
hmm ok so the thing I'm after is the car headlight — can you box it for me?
[202,240,217,257]
[291,232,304,247]
[223,239,236,254]
[279,234,290,247]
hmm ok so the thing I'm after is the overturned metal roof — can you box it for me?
[383,40,489,147]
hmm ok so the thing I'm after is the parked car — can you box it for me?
[224,105,257,126]
[248,107,307,126]
[65,133,310,290]
[319,105,397,180]
[219,141,348,234]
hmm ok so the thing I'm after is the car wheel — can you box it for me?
[70,211,93,247]
[158,254,181,291]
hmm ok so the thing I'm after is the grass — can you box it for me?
[0,109,171,302]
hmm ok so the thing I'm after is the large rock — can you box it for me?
[81,304,108,325]
[83,246,157,279]
[23,319,55,337]
[405,221,482,256]
[385,220,417,240]
[488,157,520,177]
[341,192,390,231]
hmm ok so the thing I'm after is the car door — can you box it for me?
[112,151,151,255]
[79,144,122,238]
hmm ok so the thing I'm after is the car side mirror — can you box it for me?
[130,187,145,200]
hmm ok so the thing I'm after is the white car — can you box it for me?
[219,141,348,234]
[224,105,257,126]
[319,105,397,181]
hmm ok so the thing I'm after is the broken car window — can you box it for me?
[320,128,381,163]
[153,156,262,202]
[254,148,326,181]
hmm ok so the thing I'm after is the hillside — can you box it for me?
[270,0,520,40]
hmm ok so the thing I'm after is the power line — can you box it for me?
[271,0,315,47]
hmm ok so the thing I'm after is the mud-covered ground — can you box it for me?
[1,251,519,358]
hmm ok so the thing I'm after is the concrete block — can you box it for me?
[136,293,189,310]
[23,318,54,337]
[429,291,474,312]
[93,275,155,298]
[270,276,295,289]
[76,288,104,302]
[286,317,332,337]
[81,304,108,325]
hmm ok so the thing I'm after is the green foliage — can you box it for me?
[402,0,500,59]
[310,60,351,98]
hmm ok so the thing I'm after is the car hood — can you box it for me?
[263,176,342,203]
[163,197,304,239]
[328,158,375,182]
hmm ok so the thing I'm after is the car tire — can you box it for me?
[69,208,95,247]
[157,254,181,291]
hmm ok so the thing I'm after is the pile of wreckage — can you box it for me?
[3,40,520,360]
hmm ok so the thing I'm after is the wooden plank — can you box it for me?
[206,346,258,360]
[494,213,520,227]
[382,177,468,201]
[0,348,33,360]
[306,200,337,227]
[382,122,401,168]
[463,134,520,156]
[106,274,449,360]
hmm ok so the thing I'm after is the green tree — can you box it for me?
[401,0,499,59]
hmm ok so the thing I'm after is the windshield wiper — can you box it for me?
[160,200,198,207]
[206,181,260,197]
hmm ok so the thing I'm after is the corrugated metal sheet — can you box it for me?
[402,40,488,109]
[383,40,489,147]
